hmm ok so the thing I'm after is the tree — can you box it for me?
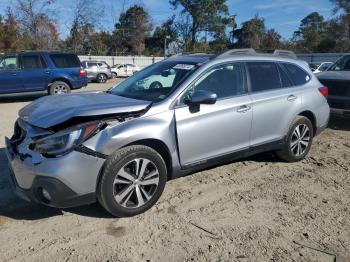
[64,0,104,54]
[261,29,284,50]
[292,12,327,52]
[0,9,21,52]
[330,0,350,51]
[15,0,59,50]
[235,15,266,49]
[170,0,230,50]
[114,5,152,55]
[145,17,177,56]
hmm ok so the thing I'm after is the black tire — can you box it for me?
[276,116,314,162]
[97,73,108,83]
[112,72,118,78]
[98,145,167,217]
[150,81,163,89]
[49,81,71,95]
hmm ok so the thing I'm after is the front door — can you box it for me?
[175,63,252,166]
[0,55,23,94]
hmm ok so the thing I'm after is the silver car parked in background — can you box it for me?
[6,49,330,217]
[81,60,112,83]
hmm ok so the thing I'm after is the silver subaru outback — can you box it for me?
[5,49,330,217]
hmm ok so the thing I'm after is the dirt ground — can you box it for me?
[0,79,349,262]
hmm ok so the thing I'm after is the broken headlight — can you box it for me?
[33,123,100,156]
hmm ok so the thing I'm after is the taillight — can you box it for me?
[79,68,87,77]
[318,86,328,98]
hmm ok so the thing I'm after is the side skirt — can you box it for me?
[172,139,285,179]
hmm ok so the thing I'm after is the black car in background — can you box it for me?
[317,54,350,116]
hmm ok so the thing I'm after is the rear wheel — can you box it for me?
[97,74,107,83]
[49,81,71,95]
[276,116,314,162]
[98,145,167,217]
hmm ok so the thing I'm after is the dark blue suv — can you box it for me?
[0,51,88,96]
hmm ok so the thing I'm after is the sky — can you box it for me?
[0,0,335,40]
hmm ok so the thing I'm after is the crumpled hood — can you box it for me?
[19,92,151,129]
[317,71,350,81]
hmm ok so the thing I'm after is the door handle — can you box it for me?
[11,73,17,76]
[44,70,51,74]
[287,95,297,101]
[237,105,251,113]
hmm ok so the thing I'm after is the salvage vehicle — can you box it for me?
[111,64,140,78]
[0,51,87,95]
[317,54,350,116]
[6,49,330,217]
[81,60,112,83]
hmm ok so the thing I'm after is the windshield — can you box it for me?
[328,55,350,71]
[109,61,198,102]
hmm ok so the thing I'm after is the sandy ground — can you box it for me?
[0,80,349,261]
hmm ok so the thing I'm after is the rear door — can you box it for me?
[247,61,304,146]
[19,54,49,91]
[175,63,253,166]
[0,55,23,94]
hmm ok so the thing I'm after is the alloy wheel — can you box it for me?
[113,158,160,208]
[290,124,310,157]
[98,74,107,83]
[53,84,69,94]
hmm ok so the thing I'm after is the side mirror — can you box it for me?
[161,70,170,77]
[187,90,217,105]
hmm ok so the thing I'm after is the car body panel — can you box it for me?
[175,95,253,165]
[317,58,350,112]
[19,92,152,128]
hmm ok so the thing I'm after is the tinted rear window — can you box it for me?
[21,55,44,69]
[50,54,81,68]
[247,62,281,92]
[282,63,310,86]
[278,64,293,88]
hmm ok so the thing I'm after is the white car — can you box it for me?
[111,64,140,78]
[137,69,176,89]
[313,62,333,74]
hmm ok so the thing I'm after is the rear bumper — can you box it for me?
[5,137,103,208]
[71,77,88,89]
[331,108,350,117]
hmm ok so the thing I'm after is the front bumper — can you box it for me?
[5,137,105,208]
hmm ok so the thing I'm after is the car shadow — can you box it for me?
[0,148,113,221]
[328,115,350,131]
[0,94,44,104]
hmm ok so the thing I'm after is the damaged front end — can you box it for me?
[10,107,150,163]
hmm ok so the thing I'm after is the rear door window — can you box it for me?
[277,64,293,88]
[50,54,81,68]
[87,62,98,68]
[21,55,45,70]
[247,62,281,92]
[282,63,311,86]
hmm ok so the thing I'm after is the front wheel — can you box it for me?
[98,145,167,217]
[276,116,314,162]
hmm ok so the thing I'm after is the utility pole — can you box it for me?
[164,36,170,57]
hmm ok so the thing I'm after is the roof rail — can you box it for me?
[217,48,257,58]
[273,50,297,59]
